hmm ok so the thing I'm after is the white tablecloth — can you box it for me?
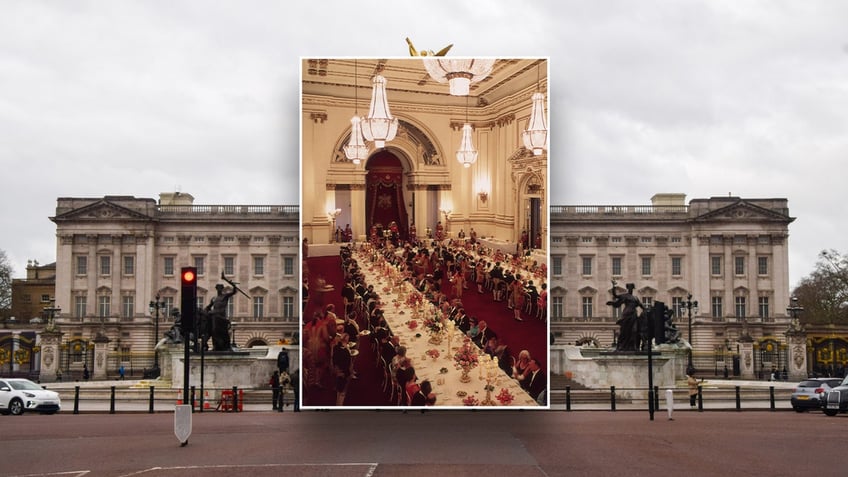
[358,253,539,407]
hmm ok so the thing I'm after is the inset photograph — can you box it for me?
[300,57,549,408]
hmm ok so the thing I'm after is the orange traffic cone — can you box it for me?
[176,389,183,405]
[203,390,211,409]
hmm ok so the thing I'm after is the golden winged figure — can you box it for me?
[406,37,453,57]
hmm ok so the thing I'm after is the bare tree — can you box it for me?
[0,249,12,311]
[793,249,848,325]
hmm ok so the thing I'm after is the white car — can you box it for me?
[0,378,62,415]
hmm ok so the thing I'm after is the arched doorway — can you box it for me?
[365,151,409,242]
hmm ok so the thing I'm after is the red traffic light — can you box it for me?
[182,269,196,283]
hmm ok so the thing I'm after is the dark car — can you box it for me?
[823,375,848,416]
[790,378,842,412]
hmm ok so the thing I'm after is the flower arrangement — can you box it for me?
[405,292,424,308]
[496,388,514,405]
[462,395,479,406]
[407,320,418,330]
[454,339,479,371]
[423,315,443,335]
[426,349,440,359]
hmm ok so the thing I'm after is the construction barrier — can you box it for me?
[217,389,243,412]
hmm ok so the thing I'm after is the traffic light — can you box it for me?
[180,267,197,335]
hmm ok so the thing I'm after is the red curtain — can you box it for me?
[366,152,408,239]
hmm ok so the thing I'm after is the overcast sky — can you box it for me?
[1,1,846,290]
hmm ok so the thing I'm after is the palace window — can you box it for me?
[641,256,652,276]
[283,256,295,276]
[253,296,264,318]
[711,296,723,318]
[123,255,134,276]
[163,256,175,276]
[74,295,87,318]
[552,256,563,276]
[611,256,622,276]
[253,256,265,276]
[735,295,747,318]
[758,256,769,276]
[671,257,682,277]
[121,295,134,319]
[581,296,593,319]
[581,256,593,276]
[223,256,235,276]
[99,256,111,276]
[711,256,722,276]
[672,296,684,319]
[552,296,563,319]
[734,256,745,276]
[194,256,205,276]
[283,296,294,318]
[98,295,111,318]
[758,296,770,318]
[76,255,88,276]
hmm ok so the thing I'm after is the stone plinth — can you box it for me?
[160,344,300,390]
[561,345,677,399]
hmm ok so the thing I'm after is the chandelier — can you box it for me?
[423,58,495,96]
[456,96,477,168]
[522,62,548,155]
[343,60,368,164]
[361,74,398,149]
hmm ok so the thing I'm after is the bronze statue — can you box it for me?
[201,276,240,351]
[607,281,644,352]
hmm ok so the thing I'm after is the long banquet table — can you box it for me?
[357,250,540,407]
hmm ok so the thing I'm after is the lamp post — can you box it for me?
[682,294,699,372]
[786,295,805,373]
[43,301,60,332]
[148,294,167,378]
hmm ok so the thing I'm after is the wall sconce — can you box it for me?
[478,191,488,203]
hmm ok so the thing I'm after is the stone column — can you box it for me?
[92,333,111,380]
[39,330,64,383]
[785,326,808,381]
[738,341,755,379]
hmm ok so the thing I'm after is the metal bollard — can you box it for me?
[148,386,155,414]
[654,386,660,411]
[666,389,674,420]
[610,386,616,411]
[190,385,196,412]
[565,385,572,411]
[109,386,116,414]
[73,386,80,414]
[769,386,775,411]
[735,385,742,411]
[232,386,239,413]
[697,385,703,412]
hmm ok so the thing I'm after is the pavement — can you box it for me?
[2,409,847,477]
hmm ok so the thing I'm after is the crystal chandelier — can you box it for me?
[361,74,398,149]
[522,63,548,156]
[456,96,477,168]
[343,60,368,164]
[423,58,495,96]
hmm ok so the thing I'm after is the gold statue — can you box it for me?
[406,37,453,57]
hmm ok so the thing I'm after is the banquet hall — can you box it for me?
[300,57,549,407]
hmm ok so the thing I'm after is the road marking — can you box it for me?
[11,472,90,477]
[116,463,380,476]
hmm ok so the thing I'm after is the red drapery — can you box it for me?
[365,152,408,239]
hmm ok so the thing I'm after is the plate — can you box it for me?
[359,330,371,336]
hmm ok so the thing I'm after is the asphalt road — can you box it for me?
[2,409,846,477]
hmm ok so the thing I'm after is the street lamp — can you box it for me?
[148,294,167,378]
[43,300,61,332]
[786,295,804,329]
[681,294,699,372]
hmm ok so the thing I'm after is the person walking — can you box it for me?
[687,374,702,408]
[269,371,281,411]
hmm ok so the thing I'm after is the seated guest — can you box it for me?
[465,316,479,339]
[472,320,496,348]
[512,349,532,382]
[411,380,437,406]
[485,336,512,376]
[520,358,546,400]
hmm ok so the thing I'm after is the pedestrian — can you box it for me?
[687,374,702,408]
[119,365,125,380]
[290,368,300,412]
[269,371,281,411]
[277,347,290,374]
[83,364,90,381]
[723,365,729,379]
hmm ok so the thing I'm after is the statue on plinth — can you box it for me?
[607,281,645,352]
[199,274,245,351]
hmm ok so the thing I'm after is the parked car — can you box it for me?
[0,378,62,415]
[824,375,848,416]
[790,378,842,412]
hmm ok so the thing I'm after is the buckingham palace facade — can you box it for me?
[45,193,300,380]
[549,193,801,379]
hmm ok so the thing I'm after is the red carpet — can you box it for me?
[302,255,547,407]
